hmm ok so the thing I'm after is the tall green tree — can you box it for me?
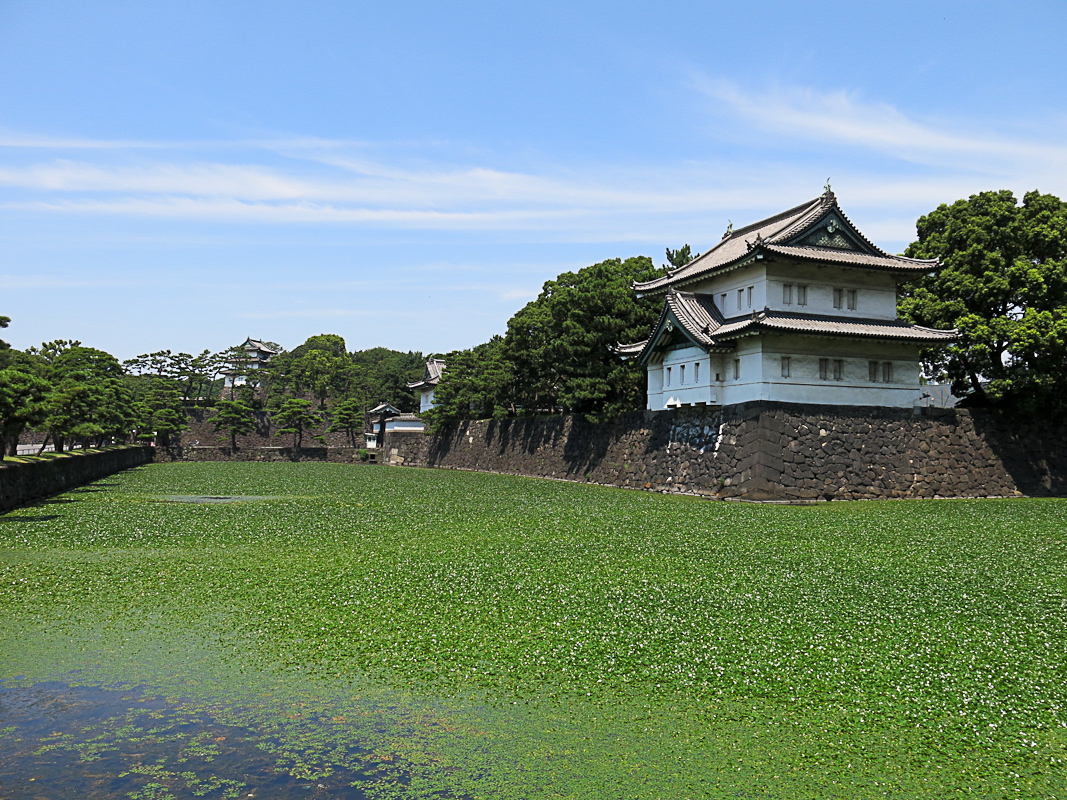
[139,380,188,449]
[211,400,257,451]
[665,244,699,268]
[274,398,321,449]
[0,365,50,457]
[43,346,133,450]
[503,256,666,419]
[426,337,514,428]
[326,398,365,447]
[901,190,1067,411]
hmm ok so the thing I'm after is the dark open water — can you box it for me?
[0,680,382,799]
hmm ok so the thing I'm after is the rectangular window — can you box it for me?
[694,362,700,383]
[883,361,893,383]
[833,359,844,381]
[737,289,743,310]
[720,293,727,310]
[665,367,671,386]
[747,286,753,308]
[869,360,879,382]
[797,285,808,306]
[781,356,791,378]
[733,359,741,380]
[783,284,793,305]
[847,289,857,310]
[819,358,829,380]
[833,288,844,309]
[679,364,686,384]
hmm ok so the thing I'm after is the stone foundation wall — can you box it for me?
[381,430,428,466]
[421,403,1067,500]
[0,446,155,513]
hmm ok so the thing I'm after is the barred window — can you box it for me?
[783,284,794,305]
[797,285,808,305]
[733,359,741,380]
[781,356,791,378]
[833,359,844,381]
[847,289,858,310]
[869,360,879,382]
[819,358,829,380]
[883,361,893,383]
[694,362,700,383]
[833,288,844,309]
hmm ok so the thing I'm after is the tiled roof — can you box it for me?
[367,402,402,416]
[244,338,280,354]
[666,290,723,346]
[408,358,447,390]
[635,192,937,294]
[618,302,957,362]
[614,340,647,356]
[713,311,958,343]
[762,244,935,271]
[616,290,732,362]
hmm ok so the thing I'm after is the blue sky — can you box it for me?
[2,0,1065,360]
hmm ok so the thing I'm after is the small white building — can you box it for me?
[407,358,446,413]
[618,192,957,410]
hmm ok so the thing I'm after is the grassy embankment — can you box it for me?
[1,461,1065,798]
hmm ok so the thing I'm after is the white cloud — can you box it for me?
[694,78,1067,178]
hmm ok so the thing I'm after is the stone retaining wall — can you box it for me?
[174,446,367,463]
[0,446,155,513]
[422,403,1067,500]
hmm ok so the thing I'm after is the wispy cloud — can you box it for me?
[2,84,1066,245]
[694,78,1067,177]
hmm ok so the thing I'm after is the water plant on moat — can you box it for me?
[1,462,1065,798]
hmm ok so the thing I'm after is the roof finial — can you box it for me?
[823,177,832,196]
[723,219,733,240]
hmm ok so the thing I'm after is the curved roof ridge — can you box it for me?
[765,192,836,243]
[731,194,825,241]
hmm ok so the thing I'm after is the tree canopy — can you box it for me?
[665,244,699,268]
[901,190,1067,412]
[431,255,666,424]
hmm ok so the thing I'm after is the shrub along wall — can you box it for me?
[421,403,1067,500]
[0,446,155,513]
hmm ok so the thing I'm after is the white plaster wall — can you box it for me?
[386,420,426,432]
[718,337,768,405]
[757,334,922,408]
[765,261,899,319]
[419,388,436,413]
[646,346,717,410]
[685,263,766,317]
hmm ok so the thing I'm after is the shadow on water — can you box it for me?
[0,681,386,799]
[0,514,62,523]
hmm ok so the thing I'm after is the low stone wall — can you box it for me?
[422,403,1067,500]
[175,446,367,463]
[0,446,155,513]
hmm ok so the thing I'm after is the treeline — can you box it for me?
[426,255,672,426]
[0,322,424,457]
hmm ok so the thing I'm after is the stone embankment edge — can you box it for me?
[419,403,1067,501]
[0,446,155,514]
